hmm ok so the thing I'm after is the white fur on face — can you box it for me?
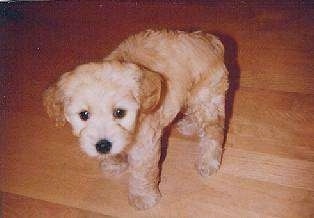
[62,62,140,157]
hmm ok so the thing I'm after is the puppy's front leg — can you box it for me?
[128,119,162,210]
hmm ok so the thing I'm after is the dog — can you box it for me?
[43,30,229,210]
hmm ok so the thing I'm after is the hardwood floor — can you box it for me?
[1,2,313,217]
[1,192,110,218]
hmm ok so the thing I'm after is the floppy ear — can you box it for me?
[139,69,164,113]
[42,73,70,126]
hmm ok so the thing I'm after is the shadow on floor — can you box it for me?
[215,33,241,142]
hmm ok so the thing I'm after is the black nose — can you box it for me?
[95,139,112,154]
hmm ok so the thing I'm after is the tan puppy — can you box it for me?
[43,30,229,210]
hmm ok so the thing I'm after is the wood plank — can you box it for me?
[2,134,313,217]
[229,88,314,144]
[238,49,314,94]
[1,86,313,217]
[1,2,313,95]
[159,138,314,218]
[1,192,112,218]
[170,175,314,218]
[172,87,314,161]
[1,89,313,216]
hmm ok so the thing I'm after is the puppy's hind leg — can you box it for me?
[197,119,225,177]
[189,88,227,177]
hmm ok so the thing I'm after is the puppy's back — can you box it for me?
[106,30,224,84]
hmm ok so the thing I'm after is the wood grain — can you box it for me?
[1,2,314,218]
[1,192,112,218]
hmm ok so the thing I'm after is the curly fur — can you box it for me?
[43,30,229,210]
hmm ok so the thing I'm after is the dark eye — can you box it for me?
[79,110,89,121]
[113,108,126,119]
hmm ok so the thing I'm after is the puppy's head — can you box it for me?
[43,61,162,157]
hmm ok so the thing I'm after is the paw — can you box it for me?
[196,157,220,177]
[128,191,161,210]
[100,155,128,176]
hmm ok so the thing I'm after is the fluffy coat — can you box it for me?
[43,30,229,210]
